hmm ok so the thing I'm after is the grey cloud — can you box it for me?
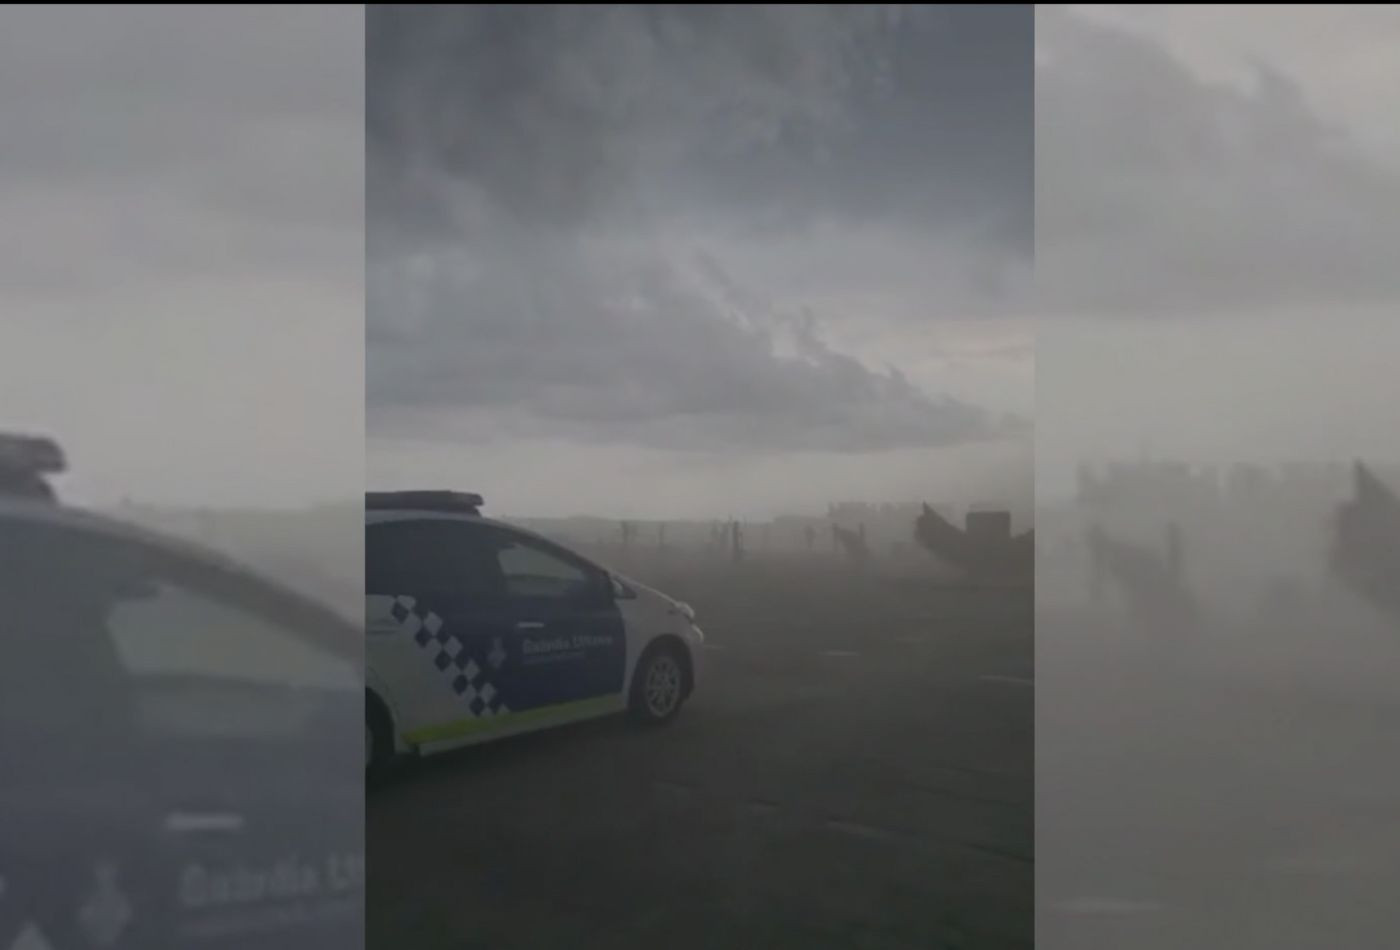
[367,4,892,231]
[369,6,1031,456]
[369,5,1030,259]
[1036,8,1400,317]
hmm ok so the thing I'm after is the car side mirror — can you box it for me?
[610,574,636,601]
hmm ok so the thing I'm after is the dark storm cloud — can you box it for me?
[369,4,1030,246]
[368,5,1032,452]
[0,5,363,295]
[1036,8,1400,317]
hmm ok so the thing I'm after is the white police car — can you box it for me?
[365,491,703,770]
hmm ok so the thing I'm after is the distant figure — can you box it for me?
[657,523,667,552]
[1083,523,1197,631]
[1331,461,1400,619]
[730,520,744,563]
[804,524,815,552]
[832,524,870,564]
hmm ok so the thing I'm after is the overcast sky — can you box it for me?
[1037,5,1400,499]
[368,5,1033,520]
[0,6,363,508]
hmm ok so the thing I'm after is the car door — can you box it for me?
[364,518,514,744]
[0,515,361,950]
[478,527,628,719]
[366,517,450,735]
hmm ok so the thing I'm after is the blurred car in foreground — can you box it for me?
[0,434,362,949]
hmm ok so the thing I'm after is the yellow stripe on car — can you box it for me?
[402,695,626,745]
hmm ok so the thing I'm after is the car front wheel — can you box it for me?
[629,645,688,724]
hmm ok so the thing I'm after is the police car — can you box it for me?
[0,435,362,949]
[365,491,703,770]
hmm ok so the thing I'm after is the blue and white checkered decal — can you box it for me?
[388,595,509,718]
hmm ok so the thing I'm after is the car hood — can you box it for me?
[612,573,695,621]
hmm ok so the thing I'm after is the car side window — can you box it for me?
[0,519,357,746]
[105,579,358,741]
[492,535,597,602]
[367,519,501,599]
[108,581,356,690]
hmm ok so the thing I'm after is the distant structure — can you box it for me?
[914,504,1032,582]
[1077,460,1222,513]
[730,520,744,563]
[1075,457,1368,524]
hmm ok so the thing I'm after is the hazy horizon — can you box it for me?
[1037,9,1400,948]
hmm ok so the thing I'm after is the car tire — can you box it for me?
[366,693,395,778]
[629,643,688,725]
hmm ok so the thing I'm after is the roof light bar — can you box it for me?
[366,490,484,514]
[0,433,65,475]
[0,433,64,503]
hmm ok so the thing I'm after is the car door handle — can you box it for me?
[164,811,245,834]
[515,621,545,630]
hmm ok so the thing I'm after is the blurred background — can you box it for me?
[1036,6,1400,948]
[0,7,364,949]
